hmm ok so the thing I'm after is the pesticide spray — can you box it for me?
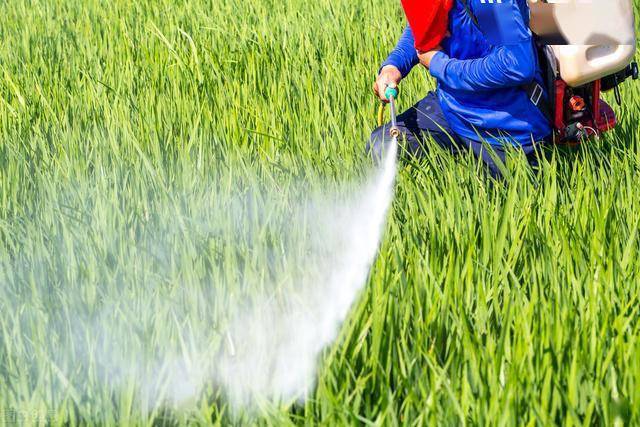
[130,88,403,409]
[214,91,400,407]
[113,109,401,409]
[214,145,398,408]
[0,92,401,415]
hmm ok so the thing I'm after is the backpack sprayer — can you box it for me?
[528,0,638,143]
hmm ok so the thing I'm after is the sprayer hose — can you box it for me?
[377,103,385,128]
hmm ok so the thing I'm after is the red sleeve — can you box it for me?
[400,0,452,52]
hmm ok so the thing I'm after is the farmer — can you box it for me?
[369,0,552,177]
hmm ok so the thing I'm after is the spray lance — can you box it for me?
[377,86,401,143]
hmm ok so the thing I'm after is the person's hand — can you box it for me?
[373,65,402,103]
[418,47,442,69]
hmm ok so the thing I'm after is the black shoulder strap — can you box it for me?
[526,80,553,123]
[456,0,553,124]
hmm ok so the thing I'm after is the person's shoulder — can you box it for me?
[472,0,532,44]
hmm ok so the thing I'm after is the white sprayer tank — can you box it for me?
[529,0,637,87]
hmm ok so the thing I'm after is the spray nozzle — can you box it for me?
[385,87,400,139]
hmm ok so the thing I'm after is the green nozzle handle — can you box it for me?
[385,86,399,101]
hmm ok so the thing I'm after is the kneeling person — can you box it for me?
[369,0,552,177]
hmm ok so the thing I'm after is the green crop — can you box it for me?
[1,0,639,425]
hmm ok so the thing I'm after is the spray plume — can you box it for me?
[0,142,398,414]
[215,142,398,407]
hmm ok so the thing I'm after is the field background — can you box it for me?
[1,0,640,424]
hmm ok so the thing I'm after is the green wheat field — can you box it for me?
[1,0,639,424]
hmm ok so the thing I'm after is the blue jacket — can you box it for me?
[382,0,552,147]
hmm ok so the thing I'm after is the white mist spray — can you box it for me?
[214,142,398,408]
[0,141,398,415]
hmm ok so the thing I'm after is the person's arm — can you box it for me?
[429,0,536,91]
[428,42,536,91]
[380,27,419,78]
